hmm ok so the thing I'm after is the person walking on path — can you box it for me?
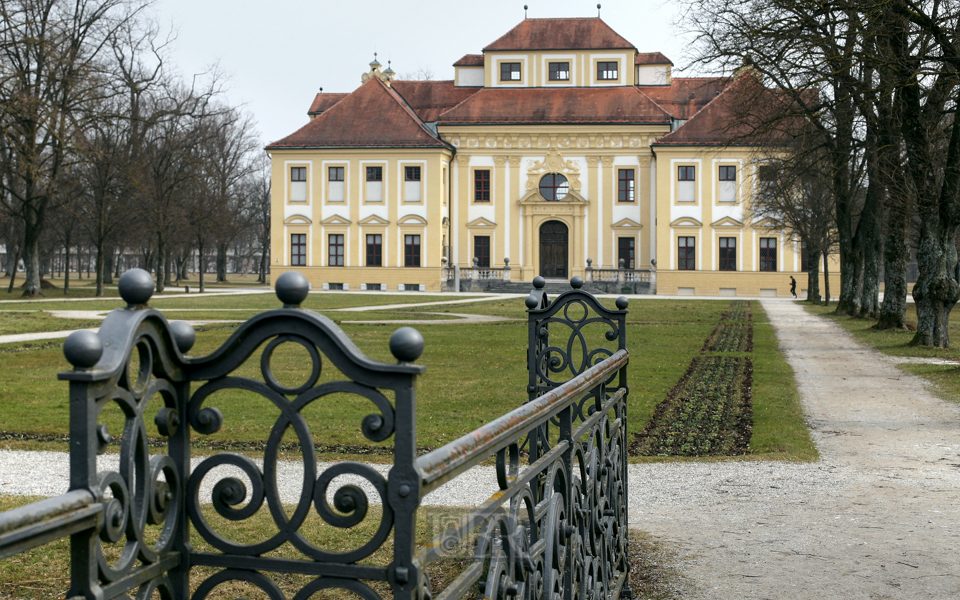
[789,275,797,298]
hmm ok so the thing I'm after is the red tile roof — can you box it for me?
[438,86,671,125]
[638,78,731,120]
[391,80,481,122]
[484,18,635,51]
[453,54,484,67]
[307,93,348,116]
[654,75,806,146]
[635,52,673,65]
[267,78,450,149]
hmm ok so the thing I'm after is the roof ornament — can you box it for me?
[597,3,601,16]
[318,86,323,93]
[361,52,393,86]
[383,60,395,82]
[524,4,528,18]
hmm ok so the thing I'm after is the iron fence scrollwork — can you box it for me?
[0,271,630,600]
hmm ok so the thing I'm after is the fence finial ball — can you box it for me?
[570,276,584,289]
[533,276,545,289]
[390,327,424,363]
[525,293,540,309]
[169,320,196,353]
[616,296,629,310]
[118,268,154,306]
[64,330,103,369]
[275,271,310,307]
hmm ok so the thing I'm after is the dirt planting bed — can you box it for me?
[631,301,753,457]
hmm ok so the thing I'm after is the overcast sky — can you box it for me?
[151,0,693,147]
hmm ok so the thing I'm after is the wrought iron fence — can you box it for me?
[0,270,630,600]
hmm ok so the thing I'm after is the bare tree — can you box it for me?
[0,0,150,296]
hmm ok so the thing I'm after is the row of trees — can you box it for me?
[682,0,960,347]
[0,0,269,297]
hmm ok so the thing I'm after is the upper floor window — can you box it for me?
[760,238,777,271]
[500,62,521,81]
[366,166,383,202]
[597,61,619,80]
[290,167,307,202]
[539,173,569,201]
[474,170,490,202]
[718,165,737,202]
[328,166,344,202]
[618,169,635,202]
[678,166,696,202]
[549,61,570,81]
[404,166,421,202]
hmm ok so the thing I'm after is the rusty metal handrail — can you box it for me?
[417,349,628,492]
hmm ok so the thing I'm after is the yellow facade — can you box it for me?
[269,149,452,291]
[267,17,823,296]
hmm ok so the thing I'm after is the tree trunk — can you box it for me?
[103,246,114,285]
[258,245,267,284]
[94,241,106,297]
[64,235,72,295]
[6,244,21,294]
[198,242,205,293]
[216,243,228,282]
[856,170,883,318]
[20,220,43,297]
[823,251,831,307]
[155,238,166,293]
[807,249,822,303]
[910,224,960,347]
[876,202,910,330]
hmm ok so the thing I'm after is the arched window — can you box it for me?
[539,173,569,201]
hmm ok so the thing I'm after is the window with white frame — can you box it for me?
[290,167,307,202]
[328,166,345,202]
[366,166,383,202]
[678,166,696,202]
[404,166,421,202]
[718,165,737,202]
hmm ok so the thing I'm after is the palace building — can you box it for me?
[266,17,822,296]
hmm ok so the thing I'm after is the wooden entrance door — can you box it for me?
[539,221,568,278]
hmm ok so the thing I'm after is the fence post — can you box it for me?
[471,257,479,280]
[503,257,511,281]
[585,258,594,283]
[618,258,626,287]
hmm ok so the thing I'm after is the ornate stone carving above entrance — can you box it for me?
[524,151,582,195]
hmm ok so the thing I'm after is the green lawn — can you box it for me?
[0,295,814,463]
[802,302,960,405]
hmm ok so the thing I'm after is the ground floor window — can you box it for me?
[404,234,421,267]
[291,234,306,266]
[617,237,635,269]
[678,236,695,270]
[760,237,777,271]
[328,234,344,267]
[719,237,736,271]
[474,236,490,267]
[366,234,382,266]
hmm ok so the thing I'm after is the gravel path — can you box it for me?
[626,299,960,599]
[2,298,959,598]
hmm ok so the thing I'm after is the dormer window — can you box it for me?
[549,62,570,81]
[500,62,521,81]
[597,61,619,81]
